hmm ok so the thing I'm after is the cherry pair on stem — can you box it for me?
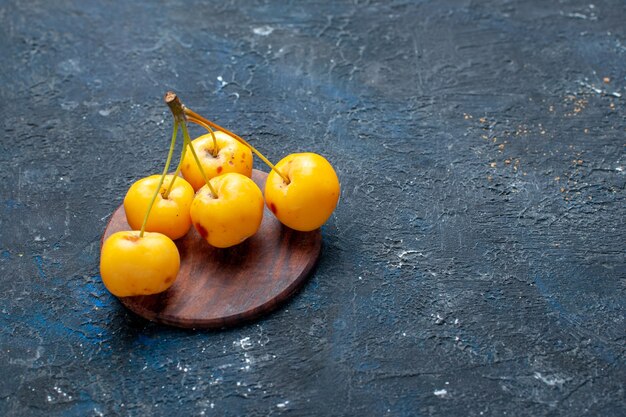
[100,92,340,297]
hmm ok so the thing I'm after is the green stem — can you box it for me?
[162,134,188,199]
[139,121,179,237]
[191,117,219,157]
[181,121,218,198]
[185,109,290,184]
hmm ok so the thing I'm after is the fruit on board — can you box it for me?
[264,152,340,232]
[181,131,253,191]
[100,92,341,302]
[190,172,264,248]
[100,231,180,297]
[124,174,194,240]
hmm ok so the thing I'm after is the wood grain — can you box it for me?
[101,170,322,329]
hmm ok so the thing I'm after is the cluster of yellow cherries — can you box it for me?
[100,92,340,297]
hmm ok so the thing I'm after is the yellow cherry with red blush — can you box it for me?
[124,174,194,240]
[100,231,180,297]
[190,172,264,248]
[264,153,340,232]
[181,131,253,191]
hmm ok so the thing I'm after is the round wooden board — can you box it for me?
[101,169,322,329]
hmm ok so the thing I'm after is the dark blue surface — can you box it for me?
[0,0,624,415]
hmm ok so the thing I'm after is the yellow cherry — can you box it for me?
[190,172,264,248]
[264,153,340,231]
[123,174,194,240]
[100,231,180,297]
[181,131,253,191]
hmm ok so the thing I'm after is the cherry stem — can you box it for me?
[181,121,218,198]
[189,117,219,158]
[139,121,178,238]
[184,108,290,184]
[206,122,219,158]
[162,133,187,199]
[164,92,218,198]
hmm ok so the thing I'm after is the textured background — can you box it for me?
[0,0,625,416]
